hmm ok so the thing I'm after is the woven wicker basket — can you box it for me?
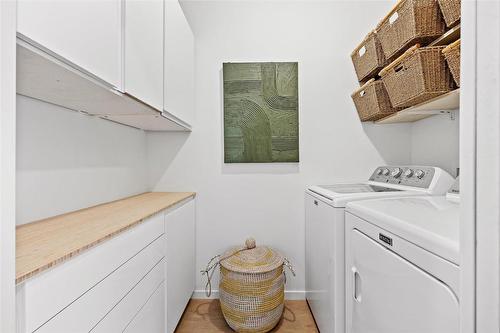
[202,239,294,333]
[377,0,446,61]
[443,39,460,87]
[351,79,400,121]
[380,44,455,108]
[437,0,461,27]
[351,31,387,83]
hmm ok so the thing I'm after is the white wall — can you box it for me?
[410,110,459,176]
[147,0,418,297]
[16,95,149,224]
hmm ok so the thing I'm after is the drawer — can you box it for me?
[91,259,165,333]
[16,212,164,333]
[124,281,165,333]
[35,235,165,333]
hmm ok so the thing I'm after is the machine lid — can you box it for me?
[307,183,420,208]
[346,196,459,264]
[317,184,402,194]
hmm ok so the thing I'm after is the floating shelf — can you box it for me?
[16,35,190,132]
[430,23,461,47]
[376,89,460,124]
[370,25,461,125]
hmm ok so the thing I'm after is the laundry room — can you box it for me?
[0,0,498,332]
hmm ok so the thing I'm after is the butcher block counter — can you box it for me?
[16,192,196,284]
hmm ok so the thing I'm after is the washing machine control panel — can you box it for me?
[369,166,435,188]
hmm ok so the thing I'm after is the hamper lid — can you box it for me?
[220,238,285,274]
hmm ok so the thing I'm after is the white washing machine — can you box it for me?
[305,166,454,333]
[344,183,460,333]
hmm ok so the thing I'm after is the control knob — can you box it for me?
[391,167,403,178]
[382,168,390,176]
[376,168,383,176]
[415,170,425,179]
[404,169,414,178]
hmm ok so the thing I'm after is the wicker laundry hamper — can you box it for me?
[380,44,455,108]
[437,0,461,27]
[351,30,387,83]
[443,39,461,87]
[377,0,446,61]
[202,238,295,333]
[351,79,401,121]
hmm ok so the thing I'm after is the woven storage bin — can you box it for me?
[437,0,461,27]
[202,238,294,333]
[443,39,460,87]
[351,31,387,83]
[351,79,400,121]
[380,44,455,108]
[377,0,446,61]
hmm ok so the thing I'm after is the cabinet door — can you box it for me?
[124,281,165,333]
[165,199,195,333]
[347,230,459,333]
[164,0,195,125]
[124,0,164,111]
[17,0,122,88]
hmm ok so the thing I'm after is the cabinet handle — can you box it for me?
[314,200,318,206]
[352,266,362,303]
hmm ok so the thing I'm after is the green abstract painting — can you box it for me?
[223,62,299,163]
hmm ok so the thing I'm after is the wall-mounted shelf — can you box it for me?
[16,36,190,132]
[430,23,461,47]
[376,89,460,124]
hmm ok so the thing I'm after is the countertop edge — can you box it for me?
[16,192,196,284]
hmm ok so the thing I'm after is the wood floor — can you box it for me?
[175,299,319,333]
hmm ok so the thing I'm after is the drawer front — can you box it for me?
[91,259,165,333]
[17,212,164,333]
[37,236,165,333]
[124,281,166,333]
[36,235,165,333]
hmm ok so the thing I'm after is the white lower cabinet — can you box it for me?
[165,199,196,333]
[16,198,196,333]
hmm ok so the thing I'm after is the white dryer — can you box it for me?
[344,186,460,333]
[305,166,454,333]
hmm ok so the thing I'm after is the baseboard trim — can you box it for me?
[192,290,306,300]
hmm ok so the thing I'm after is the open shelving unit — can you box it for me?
[372,23,461,124]
[375,89,459,124]
[16,35,191,132]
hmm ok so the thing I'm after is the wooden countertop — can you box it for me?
[16,192,195,284]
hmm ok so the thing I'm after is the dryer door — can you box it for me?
[347,229,459,333]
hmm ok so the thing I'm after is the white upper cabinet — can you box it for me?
[17,0,122,89]
[124,0,164,112]
[164,0,195,126]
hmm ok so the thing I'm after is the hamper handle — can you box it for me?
[379,44,420,77]
[283,258,296,276]
[201,254,221,297]
[201,247,248,297]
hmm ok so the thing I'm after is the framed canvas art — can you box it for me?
[223,62,299,163]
